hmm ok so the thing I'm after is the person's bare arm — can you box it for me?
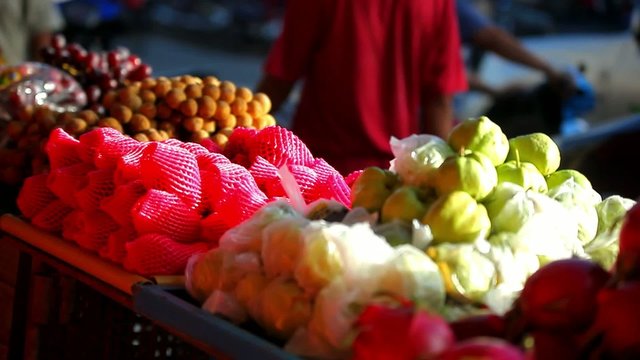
[466,71,498,96]
[471,26,555,77]
[256,74,296,114]
[471,25,574,97]
[421,92,455,139]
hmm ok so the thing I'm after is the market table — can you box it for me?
[0,213,303,359]
[133,283,299,360]
[0,214,209,360]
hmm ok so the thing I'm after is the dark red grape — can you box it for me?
[83,52,101,72]
[66,43,88,63]
[111,66,128,82]
[40,47,56,63]
[97,73,117,91]
[126,55,141,69]
[89,103,105,115]
[85,85,102,103]
[127,64,152,82]
[50,33,66,50]
[107,50,122,68]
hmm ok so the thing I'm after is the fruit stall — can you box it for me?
[2,35,640,360]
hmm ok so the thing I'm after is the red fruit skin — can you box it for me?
[590,282,640,358]
[352,303,455,360]
[529,330,583,360]
[519,258,610,332]
[450,313,507,342]
[615,202,640,281]
[127,64,152,82]
[438,337,525,360]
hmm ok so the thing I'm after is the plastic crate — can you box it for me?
[30,274,210,360]
[133,284,301,360]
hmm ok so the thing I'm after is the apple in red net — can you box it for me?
[518,258,610,332]
[528,330,585,360]
[615,201,640,280]
[437,337,525,360]
[587,282,640,358]
[449,313,506,342]
[352,301,454,360]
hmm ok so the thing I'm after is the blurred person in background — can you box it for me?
[0,0,65,65]
[60,0,146,51]
[456,0,573,100]
[256,0,467,175]
[632,0,640,48]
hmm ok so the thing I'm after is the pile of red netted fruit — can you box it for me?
[16,125,352,276]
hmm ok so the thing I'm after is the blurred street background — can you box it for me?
[55,0,640,131]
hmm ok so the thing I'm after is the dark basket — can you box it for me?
[28,272,210,360]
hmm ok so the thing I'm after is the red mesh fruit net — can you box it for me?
[62,210,84,244]
[248,126,314,168]
[123,233,209,276]
[197,152,231,172]
[263,180,286,199]
[205,162,268,226]
[214,188,267,227]
[63,210,119,251]
[177,141,210,157]
[113,142,150,186]
[75,168,116,210]
[139,142,202,211]
[326,172,352,207]
[131,189,201,243]
[310,172,352,208]
[17,173,57,219]
[79,128,140,170]
[249,156,284,199]
[99,180,147,226]
[199,211,231,246]
[222,127,258,167]
[300,157,352,207]
[288,164,319,203]
[31,199,74,232]
[248,156,279,187]
[198,170,215,215]
[161,138,183,147]
[47,163,96,207]
[310,158,338,183]
[45,128,83,170]
[99,224,137,264]
[199,138,222,153]
[345,169,364,188]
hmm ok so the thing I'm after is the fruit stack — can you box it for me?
[0,34,277,187]
[350,116,634,312]
[15,125,351,276]
[348,224,640,360]
[39,34,153,110]
[95,75,276,146]
[184,116,637,359]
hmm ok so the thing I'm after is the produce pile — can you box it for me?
[15,125,351,276]
[184,116,638,359]
[0,35,275,186]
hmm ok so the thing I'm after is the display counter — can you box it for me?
[0,214,208,359]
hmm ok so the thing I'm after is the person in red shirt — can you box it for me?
[256,0,468,175]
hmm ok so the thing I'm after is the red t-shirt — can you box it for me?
[264,0,467,175]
